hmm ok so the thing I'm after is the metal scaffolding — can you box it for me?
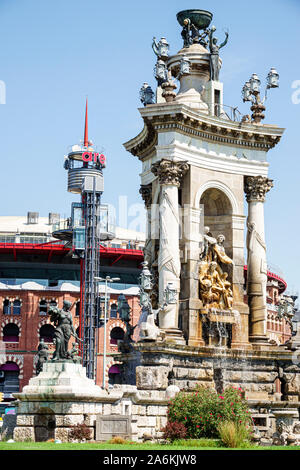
[81,178,102,379]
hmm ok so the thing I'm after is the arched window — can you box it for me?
[39,300,48,315]
[13,299,21,315]
[110,327,124,345]
[39,324,55,343]
[0,362,20,398]
[108,364,121,386]
[3,323,19,342]
[110,303,118,318]
[75,301,80,317]
[3,299,11,315]
[49,300,57,308]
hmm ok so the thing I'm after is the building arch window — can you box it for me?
[13,299,21,315]
[0,362,20,398]
[110,303,118,318]
[39,300,48,315]
[108,364,121,386]
[110,327,124,345]
[39,324,55,343]
[3,323,19,343]
[49,300,57,308]
[3,299,11,315]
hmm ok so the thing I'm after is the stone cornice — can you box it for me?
[123,103,285,159]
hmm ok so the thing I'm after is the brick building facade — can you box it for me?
[0,286,142,397]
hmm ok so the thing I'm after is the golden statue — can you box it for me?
[199,230,233,310]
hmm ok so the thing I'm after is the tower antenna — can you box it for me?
[84,97,89,148]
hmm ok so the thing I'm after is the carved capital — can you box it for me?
[151,159,189,187]
[139,184,152,208]
[244,175,273,203]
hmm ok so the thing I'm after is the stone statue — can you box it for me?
[208,26,229,81]
[36,338,49,375]
[49,300,81,361]
[272,420,294,446]
[213,234,234,266]
[200,226,217,262]
[246,219,267,294]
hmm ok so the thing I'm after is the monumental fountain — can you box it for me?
[12,10,300,443]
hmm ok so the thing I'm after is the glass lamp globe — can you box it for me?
[267,67,279,89]
[180,55,191,76]
[249,73,261,93]
[158,37,169,59]
[242,82,252,102]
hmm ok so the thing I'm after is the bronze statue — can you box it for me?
[36,338,49,375]
[209,26,229,81]
[49,300,81,361]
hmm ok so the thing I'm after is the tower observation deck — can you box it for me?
[61,100,106,379]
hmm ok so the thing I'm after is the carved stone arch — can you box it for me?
[194,180,239,215]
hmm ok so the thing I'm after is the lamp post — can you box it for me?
[241,68,279,123]
[95,275,120,388]
[139,82,155,106]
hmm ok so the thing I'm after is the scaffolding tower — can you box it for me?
[81,178,102,379]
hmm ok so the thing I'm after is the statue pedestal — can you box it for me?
[13,361,107,442]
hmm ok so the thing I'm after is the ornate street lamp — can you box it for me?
[267,67,279,89]
[164,282,177,305]
[241,67,279,124]
[152,37,169,61]
[154,59,168,85]
[139,261,153,292]
[176,55,191,80]
[139,82,155,106]
[249,73,261,94]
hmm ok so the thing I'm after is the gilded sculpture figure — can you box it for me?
[199,228,233,310]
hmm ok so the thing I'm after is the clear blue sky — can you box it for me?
[0,0,299,297]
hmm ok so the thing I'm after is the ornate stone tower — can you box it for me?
[124,9,284,349]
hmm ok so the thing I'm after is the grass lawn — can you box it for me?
[0,440,300,450]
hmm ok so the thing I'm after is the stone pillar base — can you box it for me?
[161,328,186,345]
[12,361,107,442]
[249,335,271,350]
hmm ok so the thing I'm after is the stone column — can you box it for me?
[244,175,273,344]
[139,184,152,265]
[151,159,188,344]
